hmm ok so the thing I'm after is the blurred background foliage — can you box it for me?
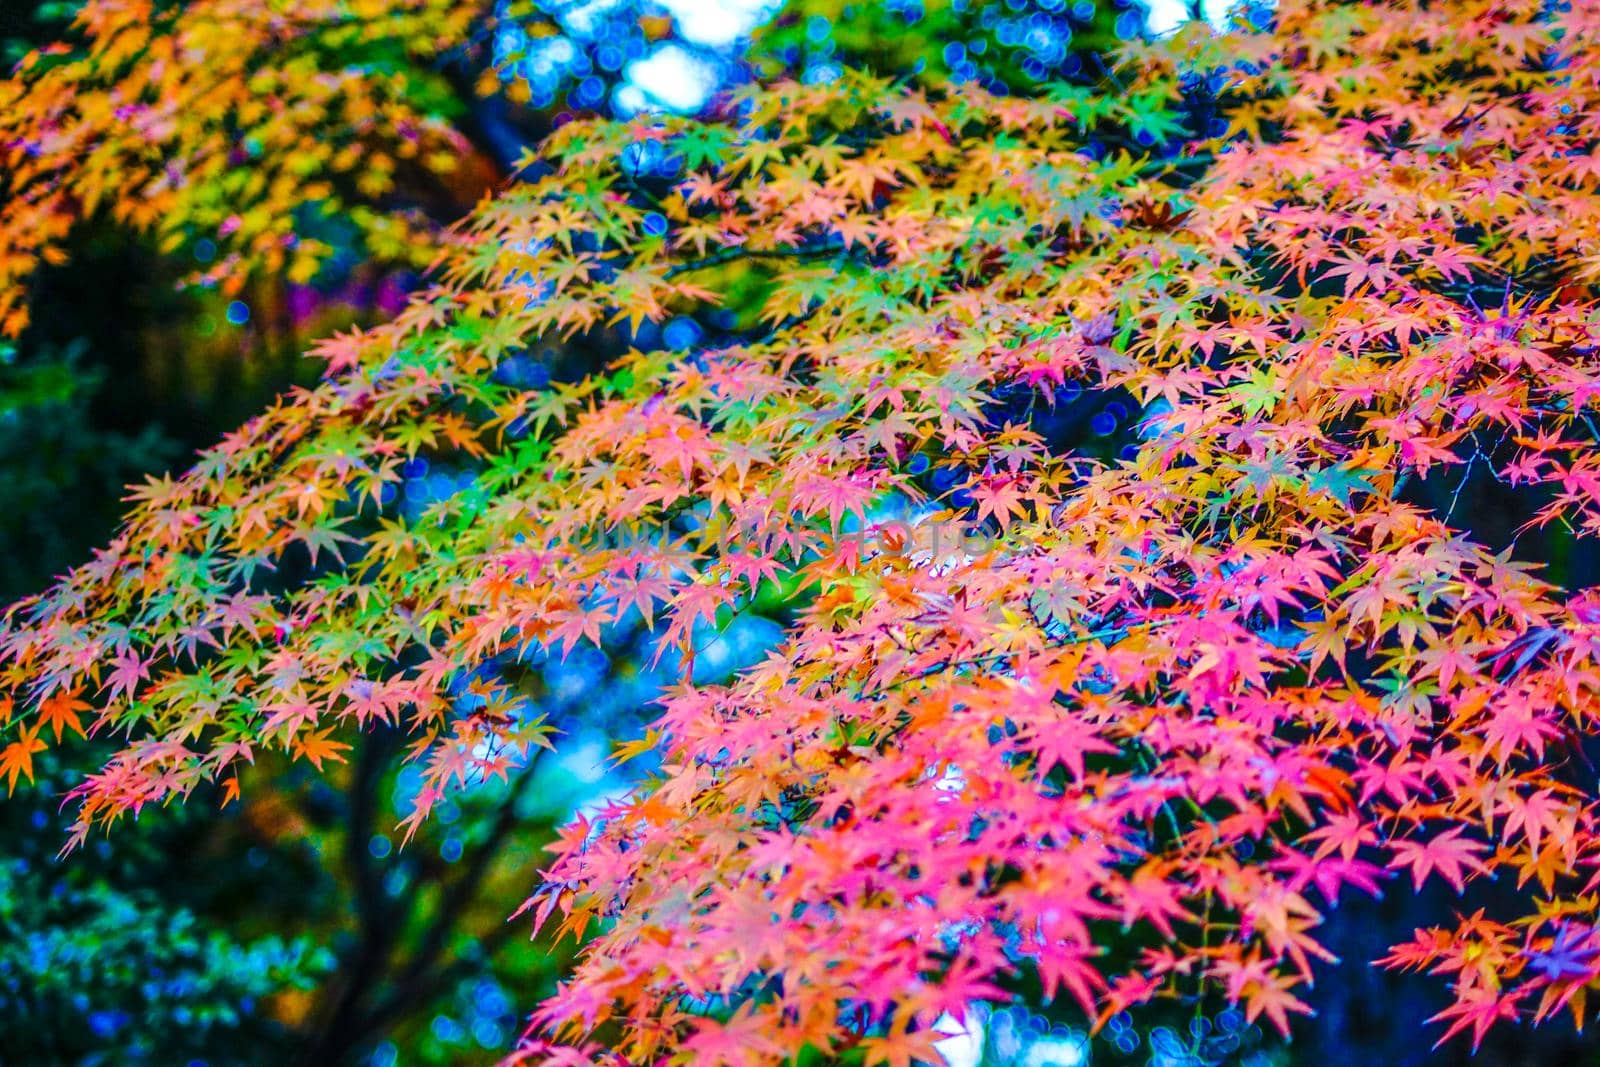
[1,0,1596,1065]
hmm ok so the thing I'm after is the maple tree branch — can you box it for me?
[348,729,400,940]
[440,55,548,178]
[355,756,543,1036]
[912,615,1186,680]
[1141,152,1214,179]
[295,728,406,1067]
[664,239,852,279]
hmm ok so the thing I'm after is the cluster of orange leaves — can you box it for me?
[0,0,508,336]
[6,0,1600,1063]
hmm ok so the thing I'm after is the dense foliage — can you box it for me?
[0,747,335,1065]
[0,0,750,338]
[8,0,1600,1064]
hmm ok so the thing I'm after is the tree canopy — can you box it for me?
[7,0,1600,1064]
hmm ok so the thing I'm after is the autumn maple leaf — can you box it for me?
[1389,827,1491,894]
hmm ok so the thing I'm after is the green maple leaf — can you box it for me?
[1306,464,1380,505]
[675,127,736,169]
[1121,89,1187,145]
